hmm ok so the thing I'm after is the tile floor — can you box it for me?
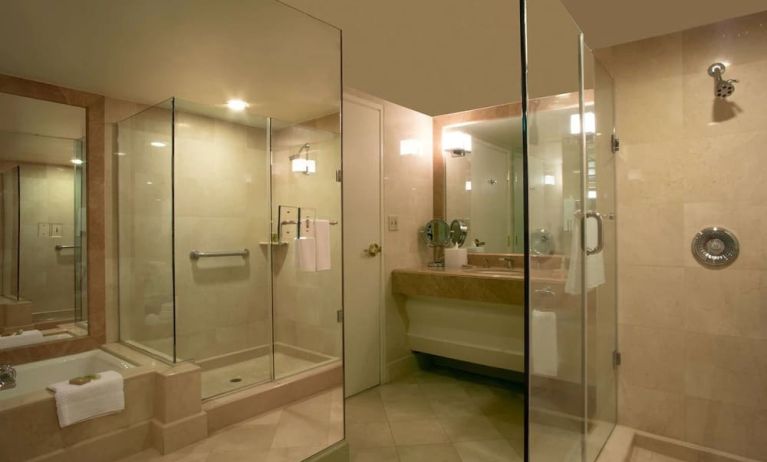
[629,448,684,462]
[118,387,344,462]
[119,365,591,462]
[345,367,526,462]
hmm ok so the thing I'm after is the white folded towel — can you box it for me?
[48,370,125,427]
[314,219,331,271]
[0,329,44,349]
[565,215,606,294]
[296,237,317,272]
[531,310,558,377]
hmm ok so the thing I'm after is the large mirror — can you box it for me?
[438,96,581,258]
[0,75,104,358]
[443,119,524,254]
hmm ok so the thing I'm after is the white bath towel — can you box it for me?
[48,370,125,427]
[0,329,44,349]
[296,236,317,272]
[314,219,331,271]
[531,310,558,377]
[565,215,606,294]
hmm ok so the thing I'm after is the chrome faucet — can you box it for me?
[0,364,16,391]
[501,256,514,269]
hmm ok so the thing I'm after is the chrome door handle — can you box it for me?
[364,243,382,256]
[585,211,604,256]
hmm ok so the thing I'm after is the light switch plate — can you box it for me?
[387,215,399,231]
[38,223,50,238]
[50,223,63,238]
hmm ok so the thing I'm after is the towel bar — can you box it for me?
[189,249,250,260]
[54,244,78,251]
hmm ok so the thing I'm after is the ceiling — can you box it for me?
[0,0,764,122]
[283,0,767,115]
[0,0,341,123]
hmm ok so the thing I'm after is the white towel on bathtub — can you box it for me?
[0,329,44,349]
[48,370,125,427]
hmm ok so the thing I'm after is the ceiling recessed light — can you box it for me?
[226,99,250,111]
[71,159,84,165]
[150,141,167,148]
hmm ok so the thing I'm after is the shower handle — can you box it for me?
[585,211,604,256]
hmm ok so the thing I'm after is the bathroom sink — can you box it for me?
[463,267,522,276]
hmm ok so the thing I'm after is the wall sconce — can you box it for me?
[543,174,556,185]
[569,112,595,135]
[400,139,422,156]
[465,180,472,191]
[290,143,316,175]
[443,131,472,157]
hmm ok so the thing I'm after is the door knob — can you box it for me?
[364,243,382,256]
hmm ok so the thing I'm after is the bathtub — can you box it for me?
[0,349,135,401]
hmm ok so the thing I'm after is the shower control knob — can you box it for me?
[691,227,739,268]
[706,238,725,256]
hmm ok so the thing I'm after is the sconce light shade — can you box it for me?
[291,157,316,174]
[543,174,556,185]
[465,180,472,191]
[443,131,472,157]
[570,112,596,135]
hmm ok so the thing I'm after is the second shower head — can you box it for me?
[708,62,738,98]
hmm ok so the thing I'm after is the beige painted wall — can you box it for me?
[598,11,767,459]
[379,95,434,376]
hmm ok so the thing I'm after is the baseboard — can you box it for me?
[386,353,418,382]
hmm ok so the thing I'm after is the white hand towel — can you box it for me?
[0,329,44,349]
[296,237,317,272]
[314,219,331,271]
[48,370,125,427]
[531,310,558,377]
[565,215,606,294]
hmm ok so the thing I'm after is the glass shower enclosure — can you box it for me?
[522,0,618,460]
[117,98,342,400]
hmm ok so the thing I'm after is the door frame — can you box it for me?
[342,91,387,390]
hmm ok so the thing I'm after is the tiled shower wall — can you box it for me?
[598,11,767,459]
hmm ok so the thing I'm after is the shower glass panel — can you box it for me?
[583,49,618,462]
[1,166,19,301]
[73,138,87,326]
[270,116,342,380]
[173,99,272,399]
[117,99,175,361]
[523,0,617,460]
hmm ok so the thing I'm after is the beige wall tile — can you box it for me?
[619,324,685,393]
[605,11,767,459]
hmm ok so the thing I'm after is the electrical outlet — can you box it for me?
[387,215,399,231]
[38,223,50,238]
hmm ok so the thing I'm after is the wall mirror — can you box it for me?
[0,75,104,361]
[435,95,584,258]
[441,117,524,253]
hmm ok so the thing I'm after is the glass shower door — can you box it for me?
[523,0,617,460]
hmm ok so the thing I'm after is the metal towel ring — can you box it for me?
[691,227,739,268]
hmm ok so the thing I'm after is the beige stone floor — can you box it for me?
[346,367,526,462]
[629,448,685,462]
[118,387,344,462]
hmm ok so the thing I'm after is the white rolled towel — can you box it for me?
[48,370,125,427]
[314,219,331,271]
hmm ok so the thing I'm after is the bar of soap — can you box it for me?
[68,374,99,385]
[69,376,92,385]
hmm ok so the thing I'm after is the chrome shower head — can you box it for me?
[708,62,738,98]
